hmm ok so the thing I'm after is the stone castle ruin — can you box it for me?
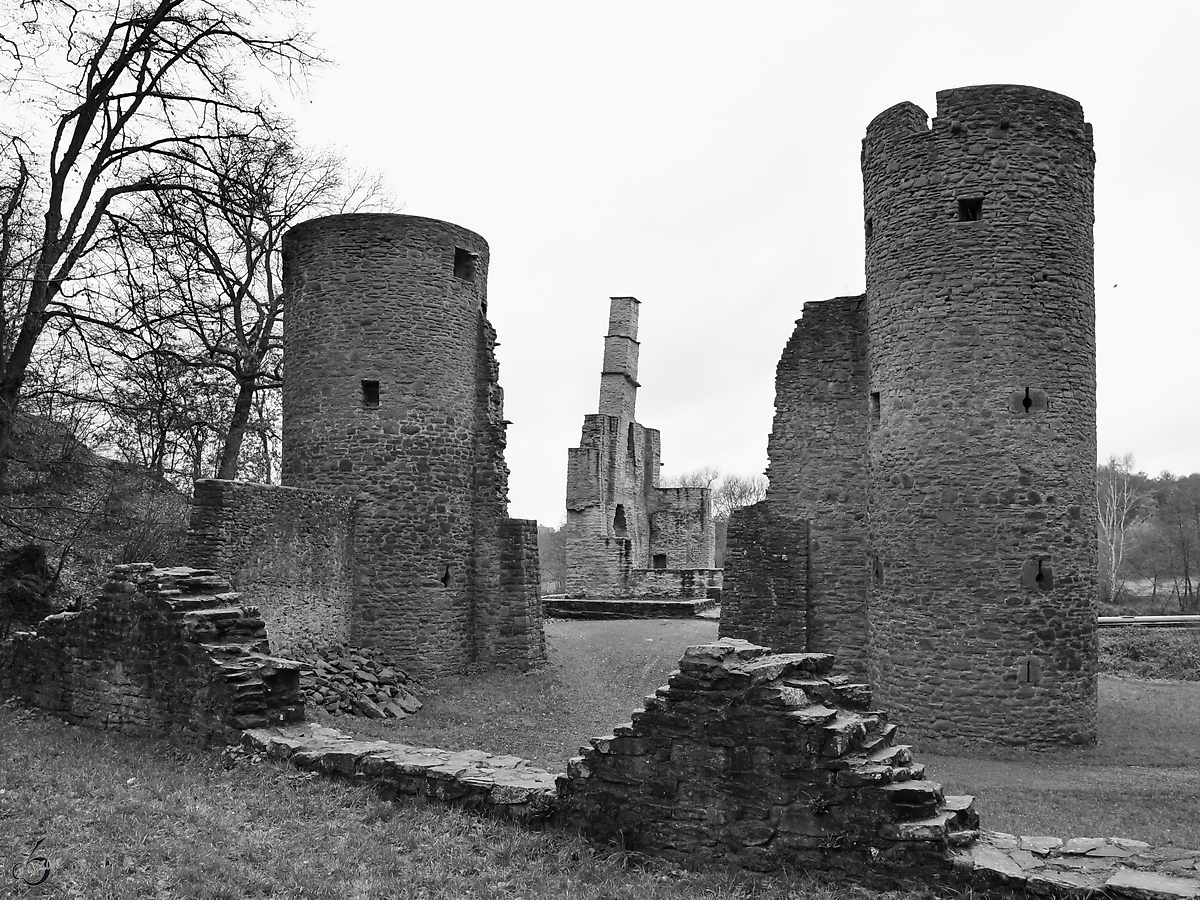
[562,297,720,601]
[722,84,1098,748]
[188,213,545,677]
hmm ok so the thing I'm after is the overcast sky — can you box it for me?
[283,1,1200,527]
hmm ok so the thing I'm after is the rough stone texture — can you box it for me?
[564,298,716,599]
[650,488,718,569]
[721,502,808,651]
[243,722,560,825]
[0,564,303,745]
[863,85,1097,748]
[275,213,544,677]
[764,296,870,676]
[558,639,978,882]
[186,478,356,655]
[723,85,1098,747]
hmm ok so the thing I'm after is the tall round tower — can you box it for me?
[861,85,1097,747]
[281,213,506,675]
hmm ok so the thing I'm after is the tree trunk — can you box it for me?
[216,377,256,480]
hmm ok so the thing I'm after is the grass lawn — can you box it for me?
[2,618,1197,898]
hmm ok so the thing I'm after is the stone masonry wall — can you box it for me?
[565,297,715,599]
[764,296,870,675]
[720,502,809,650]
[862,85,1097,747]
[559,640,979,883]
[627,567,722,600]
[649,487,716,569]
[280,213,544,677]
[186,478,356,655]
[0,564,303,745]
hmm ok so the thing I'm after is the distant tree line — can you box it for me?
[1098,455,1200,611]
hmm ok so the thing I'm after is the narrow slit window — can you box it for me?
[453,247,476,282]
[869,391,881,425]
[865,216,874,240]
[361,380,380,408]
[441,565,452,588]
[957,198,984,221]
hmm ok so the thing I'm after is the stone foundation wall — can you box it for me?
[720,502,809,650]
[628,568,722,600]
[186,478,356,655]
[0,564,303,745]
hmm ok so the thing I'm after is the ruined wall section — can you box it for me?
[561,640,979,877]
[765,296,870,674]
[186,478,356,655]
[282,214,543,676]
[862,85,1097,747]
[649,486,716,569]
[720,502,809,649]
[0,565,303,745]
[564,414,661,596]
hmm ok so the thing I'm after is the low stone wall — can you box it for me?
[628,567,722,600]
[186,478,356,655]
[0,564,304,745]
[243,722,559,825]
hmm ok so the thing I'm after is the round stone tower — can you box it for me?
[861,85,1097,747]
[281,213,507,675]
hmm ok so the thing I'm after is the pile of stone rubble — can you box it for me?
[293,647,424,720]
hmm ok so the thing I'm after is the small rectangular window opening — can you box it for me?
[957,198,984,221]
[361,379,380,408]
[653,553,667,570]
[869,391,881,425]
[453,247,476,282]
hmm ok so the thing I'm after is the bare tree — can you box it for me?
[1096,453,1148,603]
[0,0,319,486]
[134,133,388,478]
[713,473,767,521]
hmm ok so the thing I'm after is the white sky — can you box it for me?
[283,1,1200,527]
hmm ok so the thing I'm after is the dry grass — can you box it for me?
[0,703,929,900]
[3,617,1198,897]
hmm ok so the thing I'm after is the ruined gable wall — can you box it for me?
[186,478,356,655]
[765,296,869,674]
[564,415,661,596]
[863,85,1097,747]
[649,486,716,569]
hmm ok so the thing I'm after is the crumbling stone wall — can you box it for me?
[239,213,548,678]
[0,564,303,745]
[723,85,1098,748]
[559,640,978,882]
[186,478,356,655]
[721,502,808,650]
[626,567,722,600]
[650,487,717,569]
[564,298,716,598]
